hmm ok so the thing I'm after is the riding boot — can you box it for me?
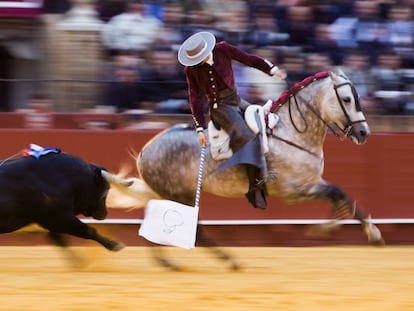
[245,165,267,209]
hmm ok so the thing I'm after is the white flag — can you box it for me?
[138,199,198,249]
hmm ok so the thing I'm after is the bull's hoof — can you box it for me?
[110,242,125,252]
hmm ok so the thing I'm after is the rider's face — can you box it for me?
[194,53,212,67]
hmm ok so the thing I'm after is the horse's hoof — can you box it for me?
[156,257,183,271]
[305,222,341,238]
[229,259,241,271]
[370,238,386,246]
[363,220,385,246]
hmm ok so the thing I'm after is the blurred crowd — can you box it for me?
[48,0,414,115]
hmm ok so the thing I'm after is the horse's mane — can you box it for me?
[269,71,330,113]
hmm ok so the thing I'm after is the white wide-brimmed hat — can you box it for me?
[178,32,216,66]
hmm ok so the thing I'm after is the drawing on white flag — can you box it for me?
[163,209,184,234]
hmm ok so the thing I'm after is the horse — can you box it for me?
[104,69,384,270]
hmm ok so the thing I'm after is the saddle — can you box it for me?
[208,102,279,160]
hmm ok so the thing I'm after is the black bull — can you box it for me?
[0,152,124,252]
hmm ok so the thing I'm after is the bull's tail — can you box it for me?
[101,171,161,209]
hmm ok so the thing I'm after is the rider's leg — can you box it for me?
[211,100,268,209]
[245,164,267,209]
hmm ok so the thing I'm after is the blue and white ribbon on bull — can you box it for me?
[139,146,206,249]
[22,144,61,159]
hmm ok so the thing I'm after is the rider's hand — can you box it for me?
[197,131,208,147]
[270,66,287,80]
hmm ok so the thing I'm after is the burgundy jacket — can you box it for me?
[184,41,276,129]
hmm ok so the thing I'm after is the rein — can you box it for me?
[270,132,320,158]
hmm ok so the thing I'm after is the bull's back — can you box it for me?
[0,153,104,209]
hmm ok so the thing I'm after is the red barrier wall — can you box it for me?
[1,129,412,218]
[0,129,413,245]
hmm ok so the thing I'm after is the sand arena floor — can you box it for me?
[0,245,413,311]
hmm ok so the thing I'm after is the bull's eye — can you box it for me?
[343,96,351,103]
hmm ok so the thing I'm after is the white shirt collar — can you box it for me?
[206,52,214,66]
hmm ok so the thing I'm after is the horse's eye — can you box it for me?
[343,97,351,103]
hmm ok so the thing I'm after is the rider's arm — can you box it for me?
[185,67,207,131]
[219,41,280,76]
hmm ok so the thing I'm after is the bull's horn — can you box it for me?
[101,170,133,187]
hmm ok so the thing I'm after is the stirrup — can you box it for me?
[254,178,266,188]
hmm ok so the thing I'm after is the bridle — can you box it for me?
[287,75,367,141]
[331,79,367,140]
[270,74,367,157]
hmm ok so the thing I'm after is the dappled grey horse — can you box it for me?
[105,70,384,269]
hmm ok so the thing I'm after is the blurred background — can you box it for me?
[1,0,414,130]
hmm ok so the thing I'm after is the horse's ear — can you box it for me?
[328,70,339,84]
[330,67,348,81]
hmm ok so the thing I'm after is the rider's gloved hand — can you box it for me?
[197,129,208,147]
[270,66,287,80]
[263,99,273,114]
[263,99,279,129]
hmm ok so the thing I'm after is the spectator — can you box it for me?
[283,5,315,49]
[19,94,54,129]
[154,2,186,50]
[340,50,377,113]
[103,53,147,113]
[371,51,411,114]
[279,49,308,82]
[305,52,334,74]
[310,23,341,65]
[247,8,289,47]
[384,4,414,68]
[238,47,286,104]
[205,0,250,44]
[329,0,388,63]
[101,0,162,54]
[180,3,216,39]
[143,48,189,113]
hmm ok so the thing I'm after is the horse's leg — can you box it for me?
[196,226,240,271]
[350,202,384,245]
[146,227,240,271]
[304,183,385,245]
[149,242,184,271]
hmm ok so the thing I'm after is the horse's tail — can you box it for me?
[101,171,161,209]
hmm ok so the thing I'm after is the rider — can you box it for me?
[178,31,287,209]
